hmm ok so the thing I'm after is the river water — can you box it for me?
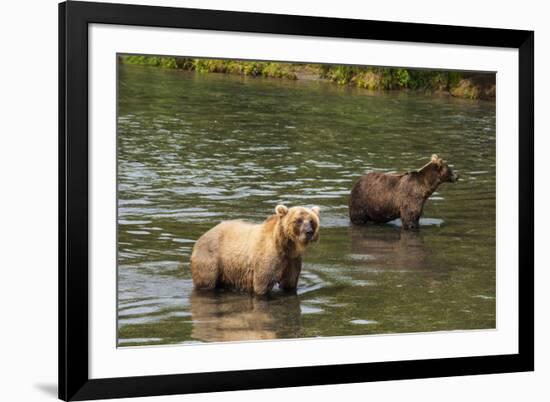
[117,64,496,346]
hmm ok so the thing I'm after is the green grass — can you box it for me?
[119,55,494,99]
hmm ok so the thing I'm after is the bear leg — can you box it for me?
[279,258,302,291]
[190,253,219,290]
[400,206,421,230]
[349,208,370,225]
[402,219,420,230]
[253,269,276,296]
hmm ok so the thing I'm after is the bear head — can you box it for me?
[430,154,459,183]
[275,204,320,246]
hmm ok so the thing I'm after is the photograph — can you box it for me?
[116,55,497,347]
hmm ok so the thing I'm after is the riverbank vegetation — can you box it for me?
[119,55,495,100]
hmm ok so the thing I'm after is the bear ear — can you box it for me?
[311,206,320,217]
[431,154,443,166]
[275,205,289,217]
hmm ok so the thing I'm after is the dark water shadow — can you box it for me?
[348,225,430,271]
[34,383,57,398]
[189,290,303,342]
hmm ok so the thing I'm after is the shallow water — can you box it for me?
[117,64,496,346]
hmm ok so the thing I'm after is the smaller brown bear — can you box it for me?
[349,155,458,230]
[190,205,320,295]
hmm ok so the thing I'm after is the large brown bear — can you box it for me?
[190,205,320,295]
[349,155,458,230]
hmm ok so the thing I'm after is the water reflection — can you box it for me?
[190,290,302,342]
[348,226,428,271]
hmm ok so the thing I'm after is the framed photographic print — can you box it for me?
[59,1,534,400]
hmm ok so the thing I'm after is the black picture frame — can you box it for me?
[59,1,534,400]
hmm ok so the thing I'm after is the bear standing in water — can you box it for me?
[349,155,458,230]
[190,205,320,295]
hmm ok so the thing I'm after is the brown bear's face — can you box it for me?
[431,154,459,183]
[275,205,320,245]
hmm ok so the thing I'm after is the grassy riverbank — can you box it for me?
[119,55,495,100]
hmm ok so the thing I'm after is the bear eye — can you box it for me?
[295,218,303,225]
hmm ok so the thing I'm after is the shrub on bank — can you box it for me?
[119,55,494,100]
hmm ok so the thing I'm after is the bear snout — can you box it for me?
[302,220,317,241]
[451,172,459,182]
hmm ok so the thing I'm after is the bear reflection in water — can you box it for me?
[189,290,302,342]
[348,225,428,271]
